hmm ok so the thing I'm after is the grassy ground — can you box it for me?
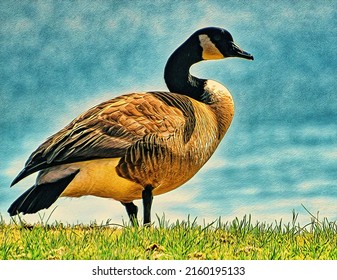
[1,213,337,260]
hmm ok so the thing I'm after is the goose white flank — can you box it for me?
[8,27,253,226]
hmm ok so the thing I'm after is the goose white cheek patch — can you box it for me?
[199,34,224,60]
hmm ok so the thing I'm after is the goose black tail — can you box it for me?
[8,170,79,216]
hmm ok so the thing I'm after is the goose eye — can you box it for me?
[213,34,221,42]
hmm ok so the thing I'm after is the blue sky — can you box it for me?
[1,0,336,225]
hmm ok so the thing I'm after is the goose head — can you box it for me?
[195,27,254,61]
[164,26,253,99]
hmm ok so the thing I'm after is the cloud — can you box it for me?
[3,158,27,179]
[234,197,337,224]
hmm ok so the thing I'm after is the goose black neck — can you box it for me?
[164,37,206,102]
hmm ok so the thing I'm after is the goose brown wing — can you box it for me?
[11,92,195,186]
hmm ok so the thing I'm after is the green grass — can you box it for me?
[1,213,337,260]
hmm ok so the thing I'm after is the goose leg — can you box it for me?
[122,202,139,226]
[142,185,153,226]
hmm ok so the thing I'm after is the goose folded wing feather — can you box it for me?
[13,92,188,185]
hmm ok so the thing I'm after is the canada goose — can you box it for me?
[8,27,253,226]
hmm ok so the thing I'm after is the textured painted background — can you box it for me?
[1,0,336,225]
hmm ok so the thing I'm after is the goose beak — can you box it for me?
[230,42,254,60]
